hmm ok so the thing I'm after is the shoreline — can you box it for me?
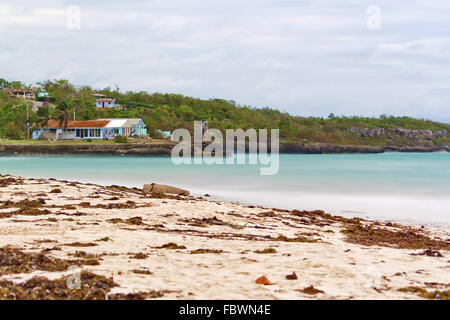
[0,142,448,156]
[0,174,448,300]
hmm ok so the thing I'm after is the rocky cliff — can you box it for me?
[350,127,448,140]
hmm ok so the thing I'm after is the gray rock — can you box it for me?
[349,128,386,137]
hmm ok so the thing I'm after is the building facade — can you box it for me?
[32,118,147,140]
[7,88,36,100]
[95,98,115,108]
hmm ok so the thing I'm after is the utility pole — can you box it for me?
[26,101,29,139]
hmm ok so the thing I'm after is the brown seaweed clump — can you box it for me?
[0,177,24,187]
[179,216,244,229]
[398,286,450,300]
[109,291,164,300]
[64,242,98,247]
[131,269,153,275]
[342,225,450,250]
[0,246,71,275]
[271,234,317,243]
[0,199,52,218]
[154,243,186,250]
[0,271,116,300]
[79,201,137,209]
[254,248,277,254]
[130,253,148,259]
[190,249,224,254]
[0,199,44,209]
[107,217,144,226]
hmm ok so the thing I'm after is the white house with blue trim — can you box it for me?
[32,118,147,140]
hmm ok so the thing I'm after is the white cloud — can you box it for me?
[0,0,449,122]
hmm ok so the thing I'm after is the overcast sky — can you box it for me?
[1,0,449,122]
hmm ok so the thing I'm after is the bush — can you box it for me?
[86,138,92,142]
[4,122,23,140]
[114,136,128,143]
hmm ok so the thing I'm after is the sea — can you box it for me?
[1,152,449,226]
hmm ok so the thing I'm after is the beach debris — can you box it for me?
[1,207,52,218]
[254,248,277,254]
[143,183,190,196]
[285,272,298,280]
[257,211,279,218]
[271,234,317,243]
[0,246,98,275]
[398,286,450,300]
[0,199,45,209]
[131,269,153,275]
[0,177,24,187]
[180,216,244,230]
[0,246,70,274]
[255,276,273,285]
[410,249,443,257]
[154,243,186,250]
[341,225,450,250]
[299,285,324,295]
[130,252,148,259]
[64,242,97,247]
[0,271,117,300]
[96,237,112,242]
[190,249,224,254]
[107,216,144,225]
[109,290,164,300]
[78,200,137,209]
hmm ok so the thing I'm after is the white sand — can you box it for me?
[0,175,448,299]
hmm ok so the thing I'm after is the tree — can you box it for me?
[55,99,73,132]
[33,107,52,129]
[0,78,10,88]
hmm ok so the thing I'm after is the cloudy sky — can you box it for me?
[1,0,449,122]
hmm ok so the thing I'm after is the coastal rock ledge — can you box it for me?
[0,142,447,156]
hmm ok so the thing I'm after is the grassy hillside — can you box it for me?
[0,79,449,147]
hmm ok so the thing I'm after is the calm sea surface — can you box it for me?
[1,153,449,225]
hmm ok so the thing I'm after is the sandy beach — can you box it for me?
[0,173,448,300]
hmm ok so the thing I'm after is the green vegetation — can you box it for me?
[0,78,449,147]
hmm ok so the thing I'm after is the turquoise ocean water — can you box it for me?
[0,153,449,225]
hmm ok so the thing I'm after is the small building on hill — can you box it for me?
[95,98,115,108]
[7,88,36,100]
[32,118,147,140]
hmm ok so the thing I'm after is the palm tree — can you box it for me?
[55,99,73,132]
[33,107,52,129]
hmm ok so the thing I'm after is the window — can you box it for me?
[89,129,100,137]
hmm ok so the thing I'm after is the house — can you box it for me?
[32,118,147,140]
[7,88,36,100]
[99,118,147,139]
[95,98,115,108]
[37,90,48,99]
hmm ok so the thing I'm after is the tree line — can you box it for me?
[0,78,449,146]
